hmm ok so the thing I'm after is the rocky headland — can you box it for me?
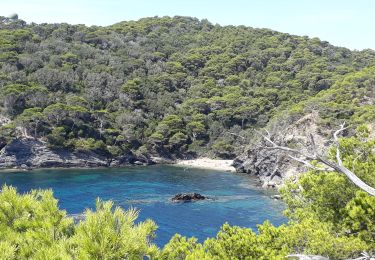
[0,138,149,169]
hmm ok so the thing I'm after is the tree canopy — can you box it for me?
[0,16,374,159]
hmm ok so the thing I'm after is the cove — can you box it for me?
[0,165,287,246]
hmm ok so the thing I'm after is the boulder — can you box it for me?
[171,193,206,202]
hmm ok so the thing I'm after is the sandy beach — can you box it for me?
[175,158,236,172]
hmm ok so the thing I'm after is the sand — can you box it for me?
[175,157,236,172]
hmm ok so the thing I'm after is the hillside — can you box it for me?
[0,15,375,259]
[0,15,374,167]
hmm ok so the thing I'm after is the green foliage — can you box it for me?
[0,131,373,258]
[0,15,375,259]
[72,138,107,153]
[46,127,67,148]
[0,185,158,259]
[280,128,375,250]
[15,107,45,137]
[286,66,375,126]
[169,132,188,147]
[158,129,374,259]
[1,16,374,159]
[71,200,158,259]
[0,185,74,258]
[211,140,235,158]
[0,241,16,260]
[160,220,366,259]
[0,84,47,116]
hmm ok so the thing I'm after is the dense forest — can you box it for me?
[0,15,375,259]
[0,16,374,161]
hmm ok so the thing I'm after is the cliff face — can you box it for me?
[0,138,108,168]
[233,113,331,188]
[0,138,143,169]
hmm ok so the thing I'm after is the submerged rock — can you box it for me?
[171,193,207,202]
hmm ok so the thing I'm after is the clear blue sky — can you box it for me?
[2,0,374,50]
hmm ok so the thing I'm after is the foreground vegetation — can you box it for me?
[0,16,374,159]
[0,131,373,259]
[0,14,374,259]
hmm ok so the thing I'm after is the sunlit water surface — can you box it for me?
[0,165,286,246]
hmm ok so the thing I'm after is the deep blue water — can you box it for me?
[0,165,286,246]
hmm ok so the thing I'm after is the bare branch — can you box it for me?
[316,156,375,196]
[287,155,331,171]
[256,125,375,197]
[256,130,316,160]
[333,122,348,166]
[265,129,271,139]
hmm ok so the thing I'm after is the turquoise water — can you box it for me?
[0,165,287,246]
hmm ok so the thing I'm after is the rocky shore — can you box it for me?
[0,138,150,169]
[0,138,239,173]
[232,113,330,188]
[0,137,287,191]
[0,136,295,191]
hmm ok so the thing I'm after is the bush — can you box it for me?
[0,185,158,259]
[46,127,67,149]
[73,138,107,153]
[211,140,235,159]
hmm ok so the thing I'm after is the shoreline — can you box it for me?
[174,158,236,172]
[0,158,237,173]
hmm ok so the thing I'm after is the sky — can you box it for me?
[1,0,374,50]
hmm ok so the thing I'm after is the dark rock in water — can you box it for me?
[171,193,206,202]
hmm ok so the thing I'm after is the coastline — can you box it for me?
[0,158,237,173]
[174,158,236,172]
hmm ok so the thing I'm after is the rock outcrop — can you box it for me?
[233,113,331,188]
[0,138,143,169]
[171,193,207,202]
[0,138,108,168]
